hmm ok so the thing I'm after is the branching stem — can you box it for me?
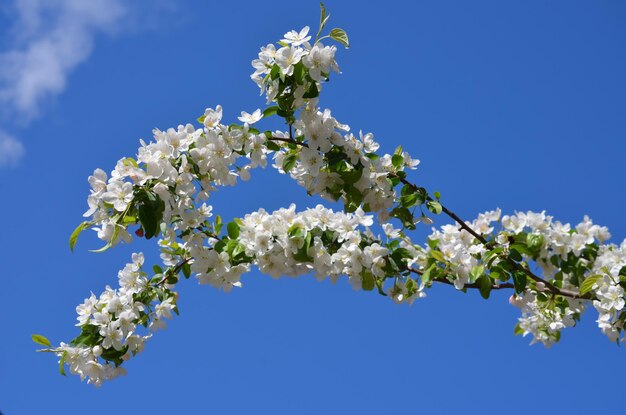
[266,135,589,301]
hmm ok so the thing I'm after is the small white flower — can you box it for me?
[102,181,134,212]
[203,105,223,128]
[238,109,262,125]
[281,26,311,46]
[275,46,305,76]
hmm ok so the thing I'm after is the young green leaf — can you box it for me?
[580,274,602,296]
[426,200,442,215]
[182,262,192,279]
[421,263,436,286]
[69,221,91,252]
[391,154,404,169]
[477,275,492,299]
[59,350,67,376]
[329,28,350,48]
[282,152,298,172]
[265,140,282,152]
[509,248,523,262]
[512,271,527,294]
[263,106,279,118]
[430,250,446,262]
[227,221,240,239]
[319,3,329,31]
[362,272,375,291]
[32,334,51,347]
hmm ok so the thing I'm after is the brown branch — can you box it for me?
[265,135,589,300]
[404,267,584,299]
[156,257,191,286]
[391,175,590,298]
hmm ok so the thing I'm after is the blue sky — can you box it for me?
[1,1,625,413]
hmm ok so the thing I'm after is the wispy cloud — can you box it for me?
[0,0,127,168]
[0,0,127,119]
[0,131,25,167]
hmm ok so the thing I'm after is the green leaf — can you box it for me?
[182,262,192,279]
[293,232,313,262]
[512,271,527,294]
[400,192,419,208]
[513,323,524,336]
[227,221,240,239]
[89,241,112,253]
[390,247,414,269]
[339,168,362,185]
[70,324,101,347]
[122,215,137,225]
[69,221,91,252]
[433,191,441,200]
[362,272,375,291]
[376,277,388,296]
[231,242,246,259]
[263,106,279,118]
[214,239,226,253]
[580,274,602,295]
[303,82,319,99]
[318,3,330,35]
[329,28,350,48]
[122,157,138,168]
[430,250,445,262]
[197,115,206,124]
[282,152,298,172]
[510,243,533,257]
[137,192,165,240]
[426,200,442,215]
[59,351,67,376]
[391,206,415,230]
[509,248,523,262]
[343,186,363,213]
[484,247,504,266]
[477,275,492,299]
[214,215,223,234]
[266,140,281,152]
[421,264,436,286]
[470,265,485,283]
[293,62,305,83]
[288,224,305,240]
[269,64,281,80]
[32,334,51,347]
[405,277,417,296]
[391,154,404,168]
[400,185,427,206]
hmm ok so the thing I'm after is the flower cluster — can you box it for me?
[251,26,339,104]
[423,210,625,346]
[51,253,177,386]
[35,6,626,386]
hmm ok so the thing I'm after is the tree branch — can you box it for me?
[392,175,590,299]
[266,135,589,300]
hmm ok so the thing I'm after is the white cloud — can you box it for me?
[0,0,176,169]
[0,131,25,167]
[0,0,127,119]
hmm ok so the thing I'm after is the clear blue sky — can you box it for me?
[1,1,625,413]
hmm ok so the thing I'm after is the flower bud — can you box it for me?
[92,345,103,357]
